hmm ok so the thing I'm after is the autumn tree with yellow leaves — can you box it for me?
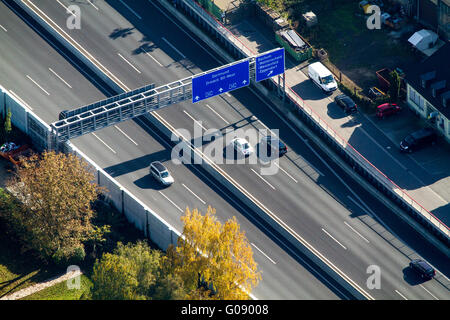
[0,150,102,264]
[167,206,261,300]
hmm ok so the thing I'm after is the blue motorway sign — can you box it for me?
[255,48,285,82]
[192,60,249,103]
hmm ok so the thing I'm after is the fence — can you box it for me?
[174,0,450,243]
[0,85,53,151]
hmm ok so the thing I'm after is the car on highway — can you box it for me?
[149,161,174,186]
[231,138,254,157]
[260,135,288,157]
[334,94,357,114]
[376,103,401,119]
[399,128,437,153]
[409,259,435,280]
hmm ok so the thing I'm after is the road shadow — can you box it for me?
[290,80,327,101]
[103,149,169,177]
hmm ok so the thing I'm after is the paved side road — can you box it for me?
[0,269,83,300]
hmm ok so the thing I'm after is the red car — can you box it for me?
[376,103,401,119]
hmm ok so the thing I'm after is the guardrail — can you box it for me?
[175,0,449,242]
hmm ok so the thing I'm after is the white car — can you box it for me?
[149,161,174,186]
[231,138,253,157]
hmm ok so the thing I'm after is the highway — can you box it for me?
[4,0,450,299]
[0,0,347,300]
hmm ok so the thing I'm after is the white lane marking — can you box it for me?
[117,53,141,74]
[114,125,138,145]
[25,75,50,95]
[118,0,142,19]
[92,133,116,154]
[162,36,186,59]
[159,191,183,213]
[56,0,76,16]
[183,110,207,131]
[250,168,276,190]
[344,221,370,244]
[48,68,72,88]
[8,90,32,110]
[274,162,298,183]
[321,228,347,250]
[225,92,232,97]
[182,184,206,205]
[251,243,276,264]
[86,0,99,10]
[395,289,408,300]
[141,47,163,67]
[419,284,439,300]
[205,104,230,124]
[0,24,7,32]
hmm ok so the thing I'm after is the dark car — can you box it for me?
[409,259,435,280]
[260,136,288,157]
[376,103,401,119]
[400,128,437,153]
[334,94,357,114]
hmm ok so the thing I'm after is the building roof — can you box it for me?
[406,41,450,118]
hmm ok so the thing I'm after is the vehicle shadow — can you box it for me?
[109,27,135,40]
[134,174,169,190]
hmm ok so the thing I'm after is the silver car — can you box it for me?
[149,161,174,186]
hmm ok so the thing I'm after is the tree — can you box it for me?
[389,70,402,103]
[91,241,184,300]
[0,150,102,263]
[168,206,261,300]
[4,108,11,139]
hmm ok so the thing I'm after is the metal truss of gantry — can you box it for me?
[50,48,285,145]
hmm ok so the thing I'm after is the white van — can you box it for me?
[308,62,338,93]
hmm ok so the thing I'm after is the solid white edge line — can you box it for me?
[159,191,183,213]
[251,243,277,264]
[419,284,439,300]
[394,289,408,300]
[8,90,33,110]
[92,133,116,154]
[114,125,138,145]
[48,67,72,88]
[250,168,276,190]
[182,183,206,205]
[344,221,370,244]
[25,75,50,95]
[206,104,230,124]
[117,52,141,74]
[118,0,142,19]
[0,24,7,32]
[162,36,186,59]
[322,228,347,250]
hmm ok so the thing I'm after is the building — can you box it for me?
[405,42,450,141]
[391,0,449,40]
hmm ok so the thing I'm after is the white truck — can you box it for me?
[308,62,338,93]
